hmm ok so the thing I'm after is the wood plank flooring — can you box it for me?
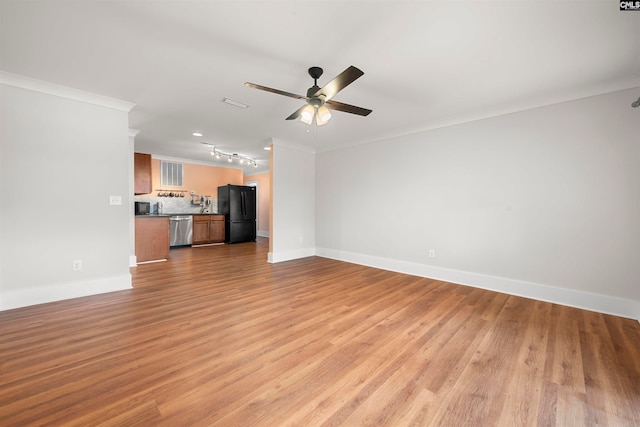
[1,237,639,426]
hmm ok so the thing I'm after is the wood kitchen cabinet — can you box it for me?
[192,216,209,245]
[134,152,152,195]
[135,216,169,263]
[210,216,225,242]
[192,215,225,245]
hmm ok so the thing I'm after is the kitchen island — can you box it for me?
[134,214,170,263]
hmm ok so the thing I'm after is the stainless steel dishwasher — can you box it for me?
[169,215,193,247]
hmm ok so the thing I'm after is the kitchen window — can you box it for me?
[161,161,183,187]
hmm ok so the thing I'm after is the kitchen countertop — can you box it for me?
[135,213,224,217]
[167,212,223,216]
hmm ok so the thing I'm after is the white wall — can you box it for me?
[128,129,140,267]
[269,139,315,262]
[316,88,640,320]
[0,74,135,310]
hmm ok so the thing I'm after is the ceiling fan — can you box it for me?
[245,66,372,126]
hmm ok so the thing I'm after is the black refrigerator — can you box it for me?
[217,185,257,243]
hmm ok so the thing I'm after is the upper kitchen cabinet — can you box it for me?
[134,152,152,194]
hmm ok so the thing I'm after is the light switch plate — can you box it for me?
[109,195,122,205]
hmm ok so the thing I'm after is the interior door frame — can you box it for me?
[246,180,258,231]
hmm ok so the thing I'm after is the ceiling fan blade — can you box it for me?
[286,104,307,120]
[325,99,372,116]
[244,82,307,100]
[313,66,364,101]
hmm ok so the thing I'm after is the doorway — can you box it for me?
[246,180,259,235]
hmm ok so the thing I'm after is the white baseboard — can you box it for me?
[257,230,270,238]
[136,259,168,264]
[315,247,640,321]
[0,274,133,311]
[129,254,137,267]
[268,247,315,263]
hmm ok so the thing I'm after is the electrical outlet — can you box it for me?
[428,250,436,259]
[109,195,122,205]
[72,259,82,271]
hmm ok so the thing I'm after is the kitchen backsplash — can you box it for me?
[134,196,218,214]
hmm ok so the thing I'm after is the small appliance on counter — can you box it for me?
[134,201,151,215]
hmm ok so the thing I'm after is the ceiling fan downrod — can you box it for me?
[306,67,324,102]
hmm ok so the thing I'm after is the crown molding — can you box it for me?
[244,170,270,177]
[317,81,640,154]
[0,71,135,112]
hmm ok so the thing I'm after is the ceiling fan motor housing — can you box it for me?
[307,87,325,107]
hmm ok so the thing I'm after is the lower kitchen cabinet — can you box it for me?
[135,216,169,263]
[210,216,225,242]
[193,215,225,245]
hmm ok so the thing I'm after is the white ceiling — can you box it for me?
[2,1,639,175]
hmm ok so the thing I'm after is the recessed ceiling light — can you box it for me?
[192,132,203,137]
[264,146,271,151]
[222,97,249,109]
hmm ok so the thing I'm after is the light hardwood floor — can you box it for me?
[1,238,639,426]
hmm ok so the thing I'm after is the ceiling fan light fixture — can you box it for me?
[300,104,314,125]
[316,105,332,125]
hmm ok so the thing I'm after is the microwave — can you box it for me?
[135,201,151,215]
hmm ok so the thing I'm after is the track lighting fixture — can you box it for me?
[203,143,258,168]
